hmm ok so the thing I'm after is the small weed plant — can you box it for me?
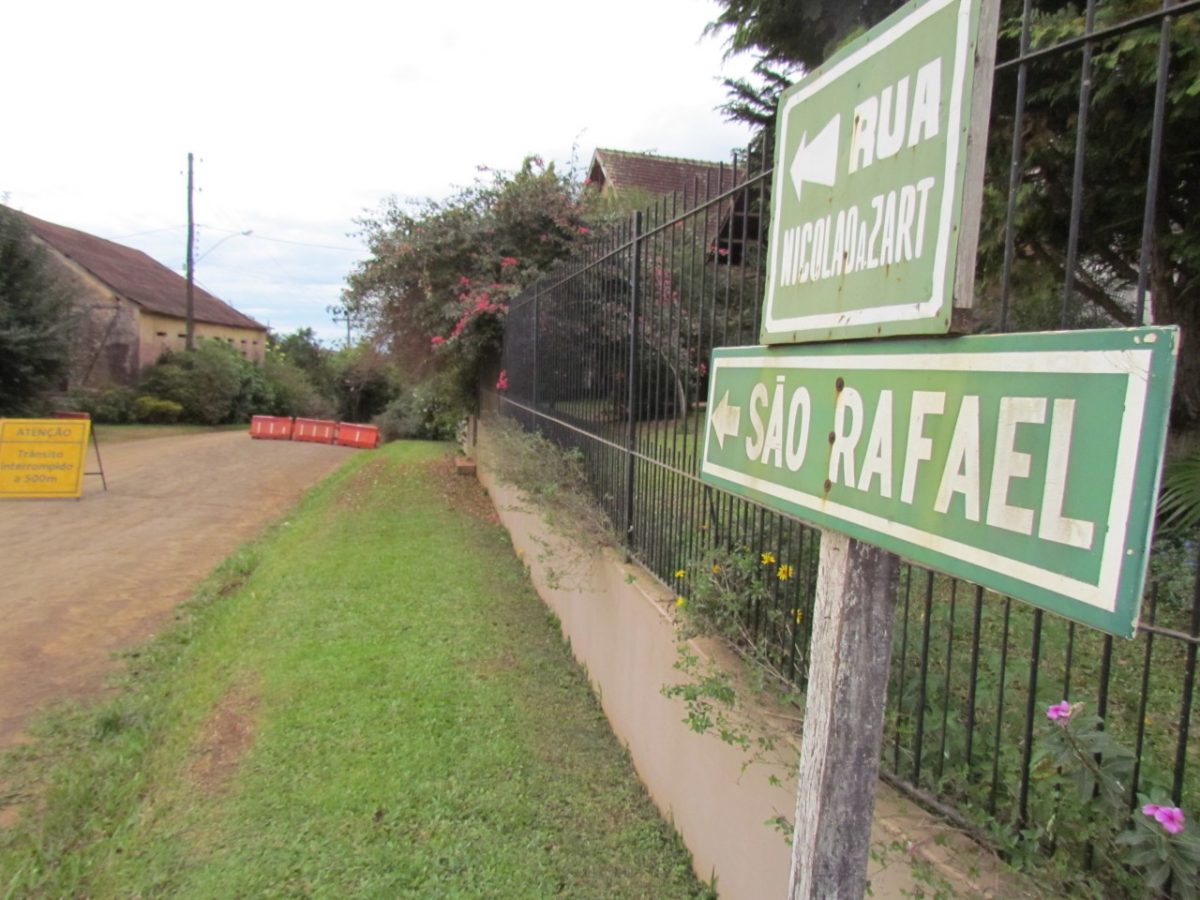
[483,416,615,551]
[663,545,812,828]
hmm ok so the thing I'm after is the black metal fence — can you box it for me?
[498,0,1198,887]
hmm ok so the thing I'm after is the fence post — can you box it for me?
[532,284,540,417]
[623,211,643,553]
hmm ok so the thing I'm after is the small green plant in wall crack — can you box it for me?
[662,546,812,790]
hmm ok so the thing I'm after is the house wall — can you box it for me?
[136,313,266,369]
[39,249,142,388]
[35,238,266,387]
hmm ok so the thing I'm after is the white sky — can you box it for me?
[1,0,755,343]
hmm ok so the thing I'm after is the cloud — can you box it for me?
[2,0,759,341]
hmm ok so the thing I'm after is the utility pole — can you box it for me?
[185,151,196,351]
[328,303,353,349]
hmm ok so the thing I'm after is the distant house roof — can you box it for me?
[586,148,762,264]
[587,149,739,200]
[18,210,266,332]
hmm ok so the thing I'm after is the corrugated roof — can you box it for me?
[588,148,741,199]
[17,209,266,332]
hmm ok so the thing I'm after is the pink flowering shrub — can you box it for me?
[1039,700,1200,893]
[342,153,595,411]
[1143,803,1187,835]
[1046,700,1072,722]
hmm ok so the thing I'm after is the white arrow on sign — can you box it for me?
[709,390,742,449]
[789,113,841,202]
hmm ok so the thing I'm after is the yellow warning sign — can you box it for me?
[0,418,91,499]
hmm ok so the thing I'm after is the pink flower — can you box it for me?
[577,226,589,235]
[458,276,471,286]
[500,256,518,268]
[1046,701,1072,722]
[1143,804,1186,834]
[496,370,509,391]
[430,335,445,346]
[698,362,708,376]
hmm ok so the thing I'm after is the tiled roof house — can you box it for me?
[585,149,763,264]
[15,209,267,387]
[587,148,734,201]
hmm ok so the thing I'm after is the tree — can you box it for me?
[706,0,900,70]
[977,2,1200,428]
[344,156,595,406]
[0,206,81,415]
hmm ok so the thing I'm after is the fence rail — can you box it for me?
[499,0,1198,889]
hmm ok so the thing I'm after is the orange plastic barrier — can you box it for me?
[249,415,294,440]
[292,417,338,444]
[335,422,380,449]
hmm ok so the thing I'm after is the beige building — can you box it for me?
[20,210,267,388]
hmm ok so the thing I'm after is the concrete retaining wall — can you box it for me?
[472,415,1023,899]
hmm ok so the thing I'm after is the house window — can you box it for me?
[177,334,186,339]
[156,331,167,337]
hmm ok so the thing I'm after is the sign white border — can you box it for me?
[763,0,974,336]
[701,346,1154,613]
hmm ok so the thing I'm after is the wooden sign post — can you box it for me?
[789,533,899,897]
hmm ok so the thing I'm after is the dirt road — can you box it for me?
[0,431,354,748]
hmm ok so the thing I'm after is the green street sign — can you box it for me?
[700,328,1179,638]
[762,0,998,344]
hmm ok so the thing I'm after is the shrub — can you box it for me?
[262,356,334,418]
[68,385,137,423]
[139,341,266,425]
[330,348,398,423]
[132,395,183,424]
[374,381,459,441]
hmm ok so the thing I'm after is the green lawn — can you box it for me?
[0,441,710,899]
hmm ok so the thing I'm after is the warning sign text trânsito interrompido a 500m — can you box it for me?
[0,419,91,499]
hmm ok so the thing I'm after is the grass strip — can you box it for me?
[0,441,711,899]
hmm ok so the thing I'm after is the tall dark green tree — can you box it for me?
[0,206,80,416]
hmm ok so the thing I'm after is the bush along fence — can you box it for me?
[496,0,1200,892]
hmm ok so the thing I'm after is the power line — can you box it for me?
[197,223,361,252]
[248,233,362,253]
